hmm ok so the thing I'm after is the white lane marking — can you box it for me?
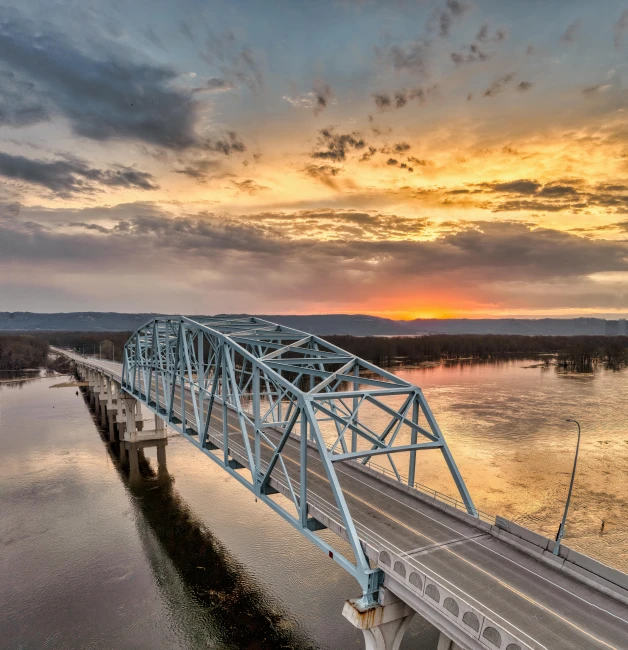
[219,433,549,649]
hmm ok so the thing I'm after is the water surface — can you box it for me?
[1,358,627,649]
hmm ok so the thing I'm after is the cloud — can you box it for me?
[614,10,628,47]
[0,70,49,128]
[4,207,628,314]
[191,77,234,93]
[382,41,430,77]
[0,152,158,197]
[436,0,471,37]
[386,158,398,165]
[312,79,333,115]
[451,43,492,65]
[407,156,430,166]
[517,81,534,92]
[303,164,342,188]
[175,159,227,181]
[0,9,204,150]
[359,147,378,162]
[475,178,628,214]
[476,24,507,43]
[204,131,246,155]
[230,179,269,195]
[283,92,317,109]
[582,84,612,97]
[312,128,366,161]
[394,142,411,153]
[561,20,582,43]
[202,30,263,91]
[372,85,437,111]
[483,73,515,97]
[491,179,541,194]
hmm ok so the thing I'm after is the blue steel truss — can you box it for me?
[121,316,476,606]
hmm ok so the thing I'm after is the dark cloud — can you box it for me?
[582,84,612,97]
[394,142,411,153]
[0,10,203,150]
[312,79,333,116]
[373,94,392,110]
[437,0,471,37]
[175,159,230,182]
[473,178,628,214]
[386,158,398,165]
[230,179,268,195]
[476,24,507,43]
[359,147,378,162]
[204,131,246,155]
[483,73,515,97]
[0,152,158,197]
[517,81,534,92]
[491,179,541,194]
[407,156,430,166]
[614,10,628,47]
[561,20,581,43]
[372,85,437,111]
[0,70,49,128]
[451,43,492,65]
[312,128,366,161]
[303,164,342,188]
[382,41,430,77]
[4,209,628,305]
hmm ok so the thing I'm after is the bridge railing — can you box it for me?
[365,461,496,525]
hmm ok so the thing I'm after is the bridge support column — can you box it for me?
[437,632,464,650]
[118,395,167,443]
[343,588,413,650]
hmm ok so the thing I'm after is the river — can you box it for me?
[0,359,626,649]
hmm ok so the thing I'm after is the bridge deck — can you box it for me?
[67,354,628,649]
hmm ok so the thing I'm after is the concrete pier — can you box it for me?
[343,588,413,650]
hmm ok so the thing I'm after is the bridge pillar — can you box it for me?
[118,395,167,443]
[98,376,110,403]
[343,588,413,650]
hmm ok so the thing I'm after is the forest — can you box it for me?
[325,334,628,371]
[1,332,628,372]
[0,335,49,371]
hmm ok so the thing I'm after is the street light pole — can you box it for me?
[554,418,581,555]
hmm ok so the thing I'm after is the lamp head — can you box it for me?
[565,418,574,422]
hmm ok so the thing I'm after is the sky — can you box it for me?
[2,0,628,318]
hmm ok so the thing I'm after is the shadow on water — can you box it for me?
[80,386,319,650]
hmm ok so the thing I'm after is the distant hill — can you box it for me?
[0,311,621,336]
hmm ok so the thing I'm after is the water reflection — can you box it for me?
[0,369,41,389]
[82,387,318,650]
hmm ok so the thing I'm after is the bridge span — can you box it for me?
[54,316,628,650]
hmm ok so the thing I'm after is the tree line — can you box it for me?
[0,335,49,371]
[2,331,628,372]
[324,334,628,370]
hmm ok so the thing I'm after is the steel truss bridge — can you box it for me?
[57,316,628,650]
[122,316,475,606]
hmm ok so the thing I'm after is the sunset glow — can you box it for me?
[2,0,628,316]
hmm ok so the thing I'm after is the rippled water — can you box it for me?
[391,360,628,572]
[0,376,437,649]
[1,360,626,649]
